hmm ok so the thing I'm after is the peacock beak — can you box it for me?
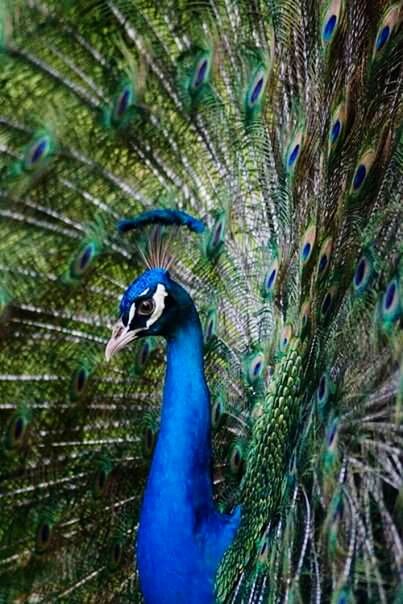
[105,319,139,361]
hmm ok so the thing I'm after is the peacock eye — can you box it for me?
[138,299,155,316]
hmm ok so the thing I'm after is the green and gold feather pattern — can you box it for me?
[0,0,402,602]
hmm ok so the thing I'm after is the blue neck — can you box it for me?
[148,305,213,508]
[159,309,211,484]
[137,300,240,604]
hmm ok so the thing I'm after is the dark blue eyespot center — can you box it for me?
[250,77,264,105]
[80,245,93,270]
[195,59,208,88]
[385,281,396,310]
[31,139,48,164]
[116,88,131,117]
[324,15,337,41]
[331,119,341,142]
[327,422,337,446]
[213,222,223,245]
[14,417,24,440]
[288,144,300,167]
[267,268,277,289]
[318,375,326,400]
[376,25,390,51]
[353,164,366,190]
[253,361,262,376]
[319,254,328,272]
[354,257,366,286]
[302,242,311,261]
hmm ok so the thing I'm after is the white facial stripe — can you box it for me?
[139,288,150,297]
[146,284,167,329]
[128,302,136,325]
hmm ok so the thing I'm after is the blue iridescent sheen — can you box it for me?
[31,139,48,164]
[376,25,390,51]
[323,15,337,42]
[302,242,311,261]
[384,281,396,310]
[79,244,94,270]
[330,119,341,142]
[354,257,366,287]
[250,77,264,105]
[195,59,208,87]
[253,361,262,376]
[326,420,337,446]
[267,268,277,289]
[319,254,328,272]
[353,164,366,190]
[118,209,205,234]
[288,144,300,167]
[116,88,131,117]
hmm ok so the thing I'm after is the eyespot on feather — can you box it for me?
[350,149,376,194]
[262,257,280,298]
[299,300,311,337]
[279,324,293,353]
[244,350,265,385]
[191,52,212,92]
[285,130,304,173]
[229,442,246,476]
[300,224,316,266]
[373,5,401,57]
[4,412,30,451]
[317,237,333,278]
[352,253,374,295]
[321,0,344,46]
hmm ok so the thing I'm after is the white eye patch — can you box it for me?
[146,284,167,329]
[127,289,149,326]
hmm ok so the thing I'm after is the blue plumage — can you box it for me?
[118,209,206,234]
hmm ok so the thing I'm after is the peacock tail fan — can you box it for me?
[0,0,402,602]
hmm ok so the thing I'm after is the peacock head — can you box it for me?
[105,268,193,361]
[105,208,205,361]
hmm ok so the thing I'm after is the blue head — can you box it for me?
[105,268,194,360]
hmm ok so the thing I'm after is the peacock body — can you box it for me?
[0,1,402,603]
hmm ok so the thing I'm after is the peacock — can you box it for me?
[0,0,402,602]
